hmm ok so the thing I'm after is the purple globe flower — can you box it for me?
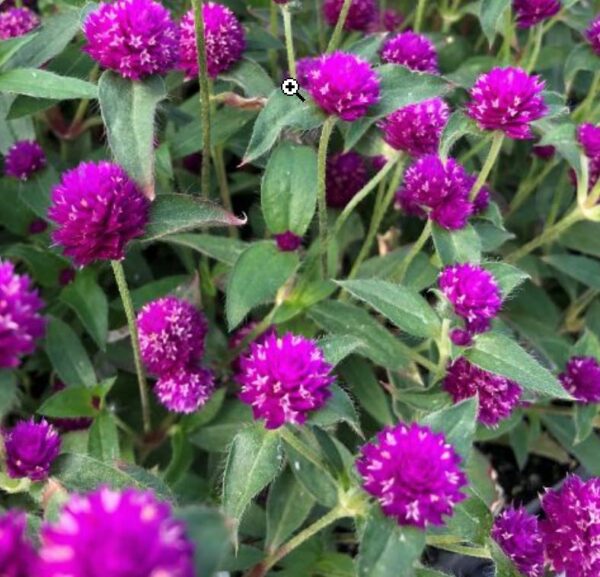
[326,151,369,208]
[579,123,600,158]
[303,52,380,121]
[1,0,37,10]
[559,356,600,403]
[0,510,35,577]
[323,0,376,31]
[4,419,60,481]
[0,7,39,39]
[491,507,545,577]
[296,56,318,88]
[155,366,215,413]
[513,0,561,28]
[369,8,404,32]
[357,422,467,528]
[444,358,522,427]
[179,2,246,79]
[586,14,600,56]
[396,154,474,230]
[48,161,150,267]
[379,98,450,157]
[137,296,208,376]
[439,263,502,334]
[541,475,600,577]
[83,0,178,80]
[380,31,438,73]
[236,332,335,429]
[466,67,547,139]
[274,231,303,252]
[4,140,46,180]
[466,174,491,214]
[0,260,45,369]
[38,487,195,577]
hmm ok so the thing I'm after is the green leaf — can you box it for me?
[161,233,248,266]
[0,35,35,70]
[0,371,18,420]
[0,69,97,99]
[18,166,58,220]
[45,317,96,388]
[574,403,597,444]
[336,279,441,338]
[537,121,581,176]
[318,334,364,367]
[190,401,253,451]
[479,0,511,45]
[439,111,479,160]
[466,332,570,399]
[445,494,493,545]
[88,411,120,462]
[561,221,600,258]
[220,57,275,97]
[261,142,318,236]
[483,262,529,298]
[222,424,281,530]
[60,270,108,350]
[357,512,425,577]
[432,223,482,265]
[38,386,102,418]
[544,254,600,290]
[309,384,361,434]
[143,194,247,241]
[564,44,600,86]
[226,241,299,330]
[489,540,522,577]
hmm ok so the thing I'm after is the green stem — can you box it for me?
[469,132,504,202]
[315,0,326,51]
[574,72,600,122]
[213,146,237,237]
[427,539,491,559]
[317,117,337,277]
[501,6,513,65]
[281,5,296,77]
[526,23,544,73]
[279,426,328,469]
[414,0,427,32]
[326,0,352,53]
[393,220,432,283]
[509,159,556,215]
[192,0,212,198]
[458,135,490,165]
[111,261,151,434]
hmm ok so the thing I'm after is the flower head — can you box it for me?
[586,14,600,56]
[379,98,449,157]
[0,260,45,368]
[369,8,404,32]
[4,419,60,481]
[559,356,600,403]
[236,332,334,429]
[49,161,149,267]
[179,3,245,79]
[444,358,522,426]
[83,0,178,80]
[5,140,46,180]
[38,487,195,577]
[0,511,35,577]
[466,67,547,139]
[0,7,39,39]
[579,123,600,158]
[439,263,502,334]
[513,0,561,28]
[274,231,303,252]
[541,475,600,577]
[326,151,369,208]
[357,422,467,528]
[491,507,545,577]
[323,0,376,31]
[466,174,491,214]
[380,31,438,73]
[303,52,380,121]
[396,155,474,230]
[137,296,208,376]
[155,366,215,414]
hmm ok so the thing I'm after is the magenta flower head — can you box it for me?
[467,67,547,139]
[513,0,561,28]
[236,332,335,429]
[357,422,467,528]
[0,510,35,577]
[439,263,502,335]
[323,0,376,31]
[541,475,600,577]
[274,231,302,252]
[0,260,45,369]
[444,358,522,427]
[4,140,46,180]
[559,356,600,403]
[396,154,474,230]
[83,0,178,80]
[155,366,215,414]
[326,151,369,208]
[579,123,600,158]
[465,174,491,214]
[379,98,450,157]
[491,507,545,577]
[380,31,438,73]
[370,8,404,32]
[3,418,60,481]
[38,487,195,577]
[179,2,245,79]
[137,296,208,376]
[304,52,380,121]
[49,161,149,267]
[0,7,39,39]
[586,14,600,56]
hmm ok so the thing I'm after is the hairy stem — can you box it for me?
[326,0,352,52]
[469,132,504,202]
[213,146,237,237]
[317,117,337,277]
[281,5,297,77]
[414,0,427,32]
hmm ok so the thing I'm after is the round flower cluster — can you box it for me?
[559,356,600,403]
[368,8,404,32]
[357,422,467,528]
[4,140,46,180]
[444,357,522,427]
[326,151,369,208]
[513,0,561,29]
[467,67,548,139]
[236,332,335,429]
[0,260,45,369]
[380,31,438,73]
[323,0,376,31]
[83,0,178,80]
[586,14,600,56]
[179,2,246,79]
[578,123,600,191]
[0,7,39,39]
[274,231,303,252]
[49,162,149,267]
[0,511,35,576]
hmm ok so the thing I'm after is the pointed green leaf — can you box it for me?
[432,223,481,265]
[0,68,97,99]
[88,411,120,462]
[161,233,248,266]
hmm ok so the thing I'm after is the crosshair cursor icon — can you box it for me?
[281,77,305,102]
